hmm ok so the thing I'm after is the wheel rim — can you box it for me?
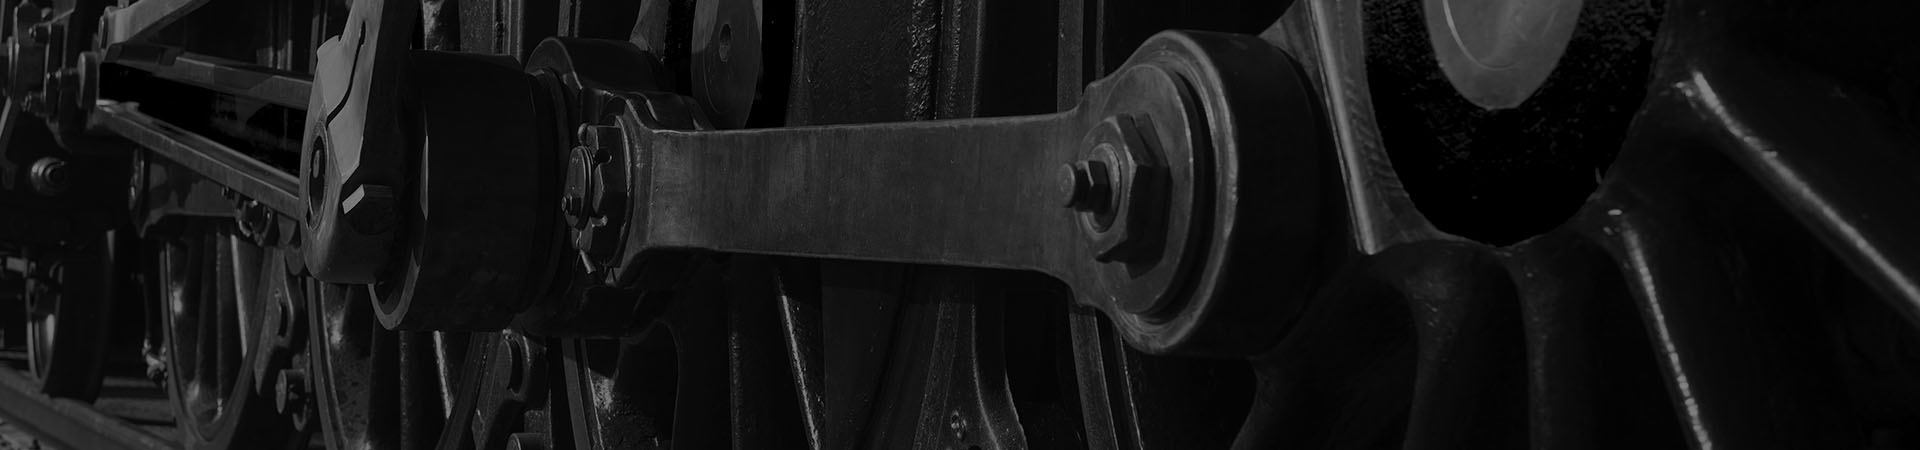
[155,223,301,448]
[23,230,116,401]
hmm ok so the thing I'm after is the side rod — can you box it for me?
[91,101,302,215]
[641,112,1083,277]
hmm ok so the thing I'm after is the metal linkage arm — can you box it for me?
[92,101,301,215]
[103,44,312,110]
[97,0,211,46]
[644,112,1071,275]
[573,31,1332,355]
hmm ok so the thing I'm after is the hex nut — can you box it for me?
[589,147,629,219]
[568,122,631,267]
[1078,114,1164,264]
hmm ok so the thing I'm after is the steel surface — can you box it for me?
[91,102,302,216]
[106,47,313,110]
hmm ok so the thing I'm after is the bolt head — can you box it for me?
[1077,114,1169,274]
[275,368,308,412]
[341,184,396,234]
[28,157,68,195]
[1059,161,1113,211]
[589,158,628,219]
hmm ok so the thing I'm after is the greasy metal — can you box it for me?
[91,102,301,215]
[103,45,312,110]
[298,0,416,283]
[2,0,1913,448]
[4,3,49,107]
[592,30,1324,354]
[524,37,695,294]
[1423,0,1583,109]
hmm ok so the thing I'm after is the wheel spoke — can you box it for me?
[155,223,302,447]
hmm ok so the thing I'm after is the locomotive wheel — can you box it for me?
[305,274,496,450]
[22,229,118,401]
[1230,0,1920,447]
[152,222,304,449]
[560,275,730,449]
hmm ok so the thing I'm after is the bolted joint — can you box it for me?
[340,184,396,234]
[235,198,276,243]
[588,147,629,219]
[1059,160,1113,213]
[28,157,68,195]
[1074,114,1168,266]
[274,367,308,414]
[563,145,592,224]
[566,121,631,274]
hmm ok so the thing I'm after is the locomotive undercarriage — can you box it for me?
[0,0,1917,449]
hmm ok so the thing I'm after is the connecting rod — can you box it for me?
[563,32,1330,354]
[287,0,1329,355]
